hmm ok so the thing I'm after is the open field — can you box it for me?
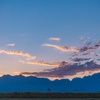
[0,92,100,99]
[0,92,100,98]
[0,98,100,100]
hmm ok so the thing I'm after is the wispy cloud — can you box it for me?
[0,50,36,60]
[43,39,100,53]
[42,43,82,52]
[20,61,59,67]
[42,44,70,51]
[7,44,15,46]
[68,39,100,56]
[77,42,100,53]
[26,56,36,60]
[84,40,92,45]
[49,38,60,41]
[19,61,100,80]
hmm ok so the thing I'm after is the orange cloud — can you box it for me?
[96,40,100,43]
[26,56,36,60]
[20,60,71,68]
[42,44,70,51]
[28,62,59,66]
[0,50,36,60]
[84,40,91,44]
[43,44,81,52]
[49,38,60,41]
[69,52,77,56]
[70,46,80,52]
[7,44,15,46]
[21,61,59,67]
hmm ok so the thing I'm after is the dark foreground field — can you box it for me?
[0,92,100,98]
[0,98,100,100]
[0,92,100,100]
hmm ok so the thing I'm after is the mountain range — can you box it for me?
[0,73,100,92]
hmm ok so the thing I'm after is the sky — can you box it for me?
[0,0,100,80]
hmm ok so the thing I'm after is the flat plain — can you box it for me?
[0,98,100,100]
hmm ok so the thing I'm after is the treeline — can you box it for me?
[0,92,100,98]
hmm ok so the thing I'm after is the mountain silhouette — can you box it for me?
[0,73,100,92]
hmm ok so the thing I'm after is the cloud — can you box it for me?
[81,52,95,55]
[42,44,70,51]
[42,43,100,53]
[7,44,15,46]
[43,40,100,55]
[54,61,68,64]
[77,46,90,52]
[20,61,59,67]
[84,40,92,45]
[69,52,77,56]
[17,39,100,80]
[16,39,100,81]
[69,40,100,57]
[49,38,60,41]
[69,51,96,57]
[0,50,36,60]
[71,57,91,62]
[80,37,83,40]
[95,54,100,56]
[42,44,79,52]
[19,61,100,80]
[96,40,100,43]
[26,56,36,60]
[77,42,100,53]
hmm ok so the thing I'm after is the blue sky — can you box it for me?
[0,0,100,80]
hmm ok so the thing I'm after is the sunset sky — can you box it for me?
[0,0,100,80]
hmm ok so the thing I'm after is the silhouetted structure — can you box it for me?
[48,88,51,92]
